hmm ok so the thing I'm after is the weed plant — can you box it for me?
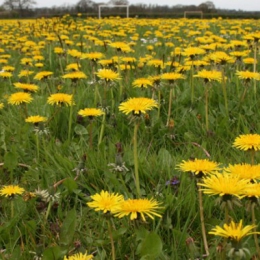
[0,16,260,259]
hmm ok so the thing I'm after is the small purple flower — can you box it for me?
[166,176,180,186]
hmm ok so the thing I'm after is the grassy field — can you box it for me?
[0,16,260,259]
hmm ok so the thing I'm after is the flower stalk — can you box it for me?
[198,184,209,256]
[251,203,260,258]
[98,113,106,146]
[166,87,173,127]
[221,66,228,116]
[205,86,209,133]
[133,122,141,197]
[107,219,116,260]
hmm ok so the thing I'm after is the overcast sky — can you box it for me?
[30,0,260,11]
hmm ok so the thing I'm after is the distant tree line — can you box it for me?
[0,0,260,19]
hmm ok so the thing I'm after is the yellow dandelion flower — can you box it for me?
[54,47,65,54]
[109,42,131,53]
[209,220,260,242]
[243,58,257,64]
[225,163,260,182]
[67,49,82,59]
[47,93,73,106]
[149,75,161,86]
[113,198,163,222]
[119,97,158,116]
[0,185,25,197]
[161,72,186,83]
[0,71,12,78]
[64,252,93,260]
[98,59,114,68]
[35,63,44,68]
[198,172,248,198]
[132,78,153,88]
[81,52,104,61]
[242,182,260,198]
[87,190,124,213]
[230,51,249,59]
[236,70,260,82]
[14,82,39,92]
[65,63,81,71]
[20,57,33,66]
[8,92,33,105]
[0,59,8,64]
[78,108,104,117]
[96,69,121,83]
[121,57,136,64]
[233,134,260,151]
[25,115,47,124]
[208,51,233,65]
[0,103,4,109]
[34,71,53,80]
[62,71,87,80]
[2,65,15,72]
[118,64,134,71]
[33,55,44,61]
[193,69,222,83]
[147,59,164,69]
[177,158,219,177]
[18,70,34,78]
[182,47,206,59]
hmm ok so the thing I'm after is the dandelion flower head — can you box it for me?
[233,134,260,151]
[209,220,260,242]
[87,190,124,213]
[113,198,163,222]
[0,185,25,197]
[119,97,158,116]
[8,92,33,105]
[64,252,93,260]
[177,158,220,176]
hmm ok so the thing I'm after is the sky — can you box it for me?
[28,0,260,11]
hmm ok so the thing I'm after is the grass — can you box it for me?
[0,16,260,259]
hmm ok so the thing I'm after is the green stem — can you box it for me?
[221,66,228,116]
[68,103,73,143]
[36,133,40,161]
[110,87,114,113]
[107,219,116,260]
[49,43,52,69]
[11,199,14,218]
[198,186,209,256]
[253,42,257,95]
[134,122,140,198]
[68,88,76,142]
[251,203,260,258]
[89,120,93,148]
[236,63,240,97]
[46,106,62,125]
[224,203,229,224]
[22,103,28,118]
[240,85,249,103]
[191,63,194,104]
[94,84,102,107]
[221,203,229,260]
[205,86,209,133]
[157,90,161,120]
[166,88,173,127]
[42,137,49,166]
[45,201,53,221]
[98,113,106,146]
[59,57,64,75]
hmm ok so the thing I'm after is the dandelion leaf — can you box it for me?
[59,208,77,247]
[136,231,162,259]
